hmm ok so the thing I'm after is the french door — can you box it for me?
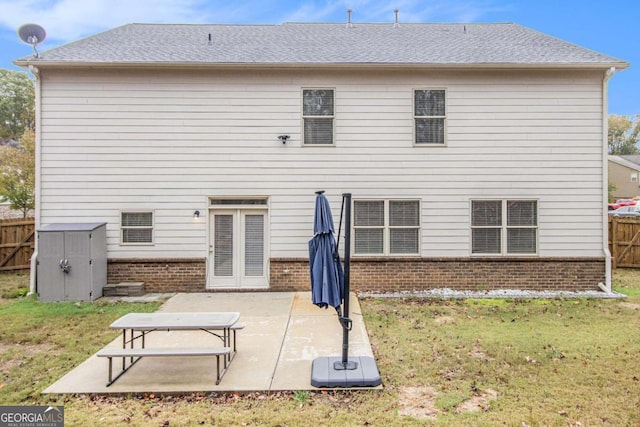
[209,209,268,288]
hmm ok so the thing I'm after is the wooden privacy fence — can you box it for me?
[0,217,35,272]
[608,216,640,268]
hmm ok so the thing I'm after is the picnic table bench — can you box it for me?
[97,312,241,387]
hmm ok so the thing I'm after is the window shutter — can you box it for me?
[244,215,264,276]
[214,215,234,277]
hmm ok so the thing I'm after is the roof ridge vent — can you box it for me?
[393,9,400,28]
[346,9,353,28]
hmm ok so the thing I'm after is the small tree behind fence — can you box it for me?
[0,217,35,272]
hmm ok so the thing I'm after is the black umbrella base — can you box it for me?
[311,356,382,388]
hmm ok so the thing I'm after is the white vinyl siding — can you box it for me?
[414,89,446,145]
[38,68,605,259]
[121,211,153,244]
[354,200,420,255]
[471,200,538,255]
[302,89,334,145]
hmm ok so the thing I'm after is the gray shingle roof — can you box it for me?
[14,22,628,68]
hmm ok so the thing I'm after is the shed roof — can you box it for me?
[14,22,628,69]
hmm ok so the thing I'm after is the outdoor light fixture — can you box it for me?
[278,135,290,144]
[193,210,200,219]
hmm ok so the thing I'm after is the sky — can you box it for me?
[0,0,637,115]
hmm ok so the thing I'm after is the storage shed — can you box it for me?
[36,223,107,301]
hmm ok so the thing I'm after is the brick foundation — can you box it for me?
[108,258,206,293]
[107,257,606,293]
[269,257,606,292]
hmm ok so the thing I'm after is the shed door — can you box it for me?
[209,210,267,288]
[64,231,92,300]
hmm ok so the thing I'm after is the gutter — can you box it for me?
[27,65,41,297]
[13,59,631,71]
[600,66,616,293]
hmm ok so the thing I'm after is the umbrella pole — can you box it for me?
[336,192,357,370]
[310,191,381,387]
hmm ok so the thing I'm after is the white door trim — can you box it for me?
[207,207,269,289]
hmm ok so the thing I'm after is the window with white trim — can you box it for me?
[121,211,153,244]
[414,89,446,145]
[302,89,334,145]
[471,200,538,255]
[354,200,420,255]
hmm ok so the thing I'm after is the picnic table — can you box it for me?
[97,311,242,386]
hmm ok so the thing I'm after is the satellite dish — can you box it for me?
[17,23,47,58]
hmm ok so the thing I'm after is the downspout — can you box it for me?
[599,67,616,293]
[27,64,41,296]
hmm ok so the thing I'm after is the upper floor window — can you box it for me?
[354,200,420,256]
[471,200,538,255]
[121,211,153,244]
[303,89,334,145]
[414,89,446,145]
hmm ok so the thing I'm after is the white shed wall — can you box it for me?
[38,68,605,258]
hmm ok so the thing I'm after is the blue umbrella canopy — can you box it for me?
[309,192,344,309]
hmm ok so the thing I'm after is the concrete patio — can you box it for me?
[44,291,380,394]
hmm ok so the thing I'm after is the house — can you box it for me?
[14,21,628,294]
[609,155,640,200]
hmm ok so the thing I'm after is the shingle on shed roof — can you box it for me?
[15,22,628,68]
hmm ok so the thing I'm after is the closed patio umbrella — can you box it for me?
[309,191,381,388]
[308,191,344,311]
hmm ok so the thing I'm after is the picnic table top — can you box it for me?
[109,312,240,330]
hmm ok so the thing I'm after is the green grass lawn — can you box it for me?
[0,272,639,426]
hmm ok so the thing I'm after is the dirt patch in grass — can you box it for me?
[434,315,456,324]
[619,302,640,310]
[0,343,58,371]
[398,386,439,420]
[455,388,498,413]
[398,385,498,420]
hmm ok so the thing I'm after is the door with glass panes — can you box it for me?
[209,209,267,288]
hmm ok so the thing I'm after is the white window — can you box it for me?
[471,200,538,255]
[121,212,153,244]
[414,89,446,145]
[302,89,334,145]
[631,173,638,183]
[354,200,420,255]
